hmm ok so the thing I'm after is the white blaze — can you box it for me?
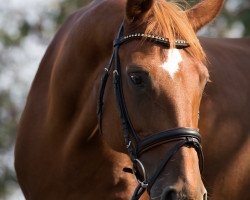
[161,49,182,78]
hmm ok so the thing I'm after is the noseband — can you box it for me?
[97,24,204,200]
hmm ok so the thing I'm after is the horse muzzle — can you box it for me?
[160,186,207,200]
[149,184,207,200]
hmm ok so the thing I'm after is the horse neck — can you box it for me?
[46,0,124,140]
[41,1,140,198]
[61,129,137,199]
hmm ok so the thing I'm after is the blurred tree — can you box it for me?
[0,0,249,198]
[0,91,18,150]
[55,0,92,25]
[185,0,250,37]
[0,91,18,197]
[229,0,250,36]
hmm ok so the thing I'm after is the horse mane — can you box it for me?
[144,0,206,62]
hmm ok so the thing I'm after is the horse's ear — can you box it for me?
[186,0,224,32]
[126,0,154,23]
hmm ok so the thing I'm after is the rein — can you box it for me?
[97,24,204,200]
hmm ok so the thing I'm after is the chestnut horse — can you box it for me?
[15,0,250,199]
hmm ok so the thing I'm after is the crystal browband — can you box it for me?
[114,33,189,49]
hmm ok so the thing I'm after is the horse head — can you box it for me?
[99,0,224,199]
[98,0,223,199]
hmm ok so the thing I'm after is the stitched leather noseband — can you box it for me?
[97,24,204,200]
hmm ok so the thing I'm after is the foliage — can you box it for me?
[0,91,18,150]
[228,1,250,36]
[55,0,91,25]
[0,91,18,198]
[206,0,250,37]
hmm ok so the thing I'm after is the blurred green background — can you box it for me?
[0,0,249,199]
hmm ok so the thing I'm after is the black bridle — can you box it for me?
[97,24,204,200]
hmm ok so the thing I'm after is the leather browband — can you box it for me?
[114,33,189,49]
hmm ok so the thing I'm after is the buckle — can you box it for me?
[186,137,197,144]
[132,159,148,189]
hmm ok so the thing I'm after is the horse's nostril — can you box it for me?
[203,192,207,200]
[161,187,177,200]
[161,187,207,200]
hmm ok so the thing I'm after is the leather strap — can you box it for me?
[147,137,203,191]
[114,33,189,49]
[137,128,201,154]
[97,53,114,134]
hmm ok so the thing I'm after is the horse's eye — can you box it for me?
[129,73,143,85]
